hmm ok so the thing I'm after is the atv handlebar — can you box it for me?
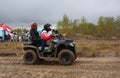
[52,29,64,40]
[52,29,59,34]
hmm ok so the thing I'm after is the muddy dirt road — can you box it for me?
[0,56,120,78]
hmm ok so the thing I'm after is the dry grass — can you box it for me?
[0,41,120,53]
[75,40,120,57]
[75,39,120,52]
[0,40,120,57]
[0,42,23,53]
[77,43,120,53]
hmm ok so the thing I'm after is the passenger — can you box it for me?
[29,22,41,47]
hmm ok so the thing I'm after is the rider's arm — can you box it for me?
[41,32,54,41]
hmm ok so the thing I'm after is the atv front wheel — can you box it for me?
[58,49,75,65]
[24,50,38,64]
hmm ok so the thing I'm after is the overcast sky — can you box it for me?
[0,0,120,29]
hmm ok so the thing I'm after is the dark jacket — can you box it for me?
[30,29,41,47]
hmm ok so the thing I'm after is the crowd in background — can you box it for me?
[0,31,29,42]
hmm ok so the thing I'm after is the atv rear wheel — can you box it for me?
[24,50,38,64]
[58,49,75,65]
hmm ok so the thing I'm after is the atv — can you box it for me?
[23,30,77,65]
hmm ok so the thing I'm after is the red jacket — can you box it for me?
[41,30,54,41]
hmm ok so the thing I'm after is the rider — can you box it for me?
[29,22,41,47]
[41,23,54,53]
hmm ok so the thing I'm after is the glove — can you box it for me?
[52,29,58,33]
[52,29,56,32]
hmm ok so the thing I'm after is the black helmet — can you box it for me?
[44,23,52,31]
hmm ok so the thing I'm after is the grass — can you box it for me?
[0,42,24,53]
[0,40,120,57]
[0,41,120,53]
[75,39,120,52]
[75,40,120,57]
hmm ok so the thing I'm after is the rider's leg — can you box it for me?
[41,39,46,53]
[47,41,52,52]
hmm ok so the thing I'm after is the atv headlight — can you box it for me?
[70,43,74,47]
[72,41,75,44]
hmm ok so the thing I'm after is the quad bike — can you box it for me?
[23,30,77,65]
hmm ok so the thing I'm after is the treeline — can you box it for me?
[57,15,120,38]
[14,28,29,34]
